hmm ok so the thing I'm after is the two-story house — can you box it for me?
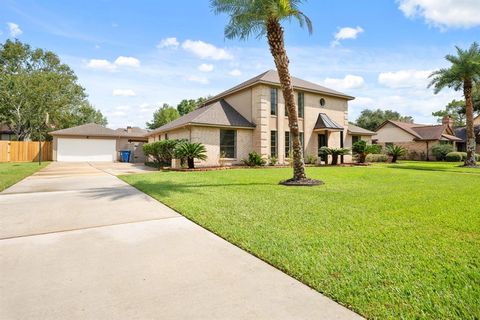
[147,70,375,166]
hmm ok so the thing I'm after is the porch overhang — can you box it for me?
[313,113,344,132]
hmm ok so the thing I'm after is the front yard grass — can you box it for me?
[0,162,49,191]
[121,162,480,319]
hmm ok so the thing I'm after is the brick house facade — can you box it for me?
[146,70,375,166]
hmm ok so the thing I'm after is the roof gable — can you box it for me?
[204,70,354,105]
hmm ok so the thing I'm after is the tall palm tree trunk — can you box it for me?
[266,18,307,180]
[464,79,477,166]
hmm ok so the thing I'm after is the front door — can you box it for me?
[318,133,328,162]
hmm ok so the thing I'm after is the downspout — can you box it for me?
[426,141,429,161]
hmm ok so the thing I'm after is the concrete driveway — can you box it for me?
[0,162,363,319]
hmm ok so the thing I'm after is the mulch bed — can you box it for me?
[160,162,370,172]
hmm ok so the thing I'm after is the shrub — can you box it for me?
[242,151,266,166]
[305,154,318,165]
[445,152,463,162]
[386,144,407,163]
[352,141,379,163]
[431,144,454,161]
[319,147,350,165]
[366,154,388,162]
[269,155,278,166]
[143,139,187,166]
[175,142,207,169]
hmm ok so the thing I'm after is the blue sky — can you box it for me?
[1,0,479,128]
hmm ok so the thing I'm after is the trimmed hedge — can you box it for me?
[445,152,480,162]
[366,154,388,162]
[445,152,464,162]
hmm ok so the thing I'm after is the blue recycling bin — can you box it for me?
[120,150,131,163]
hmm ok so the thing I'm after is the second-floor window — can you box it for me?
[298,92,304,118]
[270,87,278,115]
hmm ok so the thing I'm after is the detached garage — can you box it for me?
[50,123,148,163]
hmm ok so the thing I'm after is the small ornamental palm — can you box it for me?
[319,147,350,165]
[386,145,407,163]
[175,142,207,169]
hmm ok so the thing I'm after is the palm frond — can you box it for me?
[211,0,313,40]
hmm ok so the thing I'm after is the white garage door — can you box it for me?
[57,138,116,162]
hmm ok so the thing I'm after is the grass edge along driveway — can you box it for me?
[0,162,49,191]
[120,162,480,319]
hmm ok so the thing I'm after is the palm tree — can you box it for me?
[175,142,207,169]
[211,0,320,184]
[386,144,407,163]
[319,147,350,165]
[429,42,480,167]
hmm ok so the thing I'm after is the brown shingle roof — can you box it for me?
[148,99,255,135]
[347,124,376,135]
[115,127,149,138]
[203,70,354,105]
[50,123,119,137]
[50,123,148,139]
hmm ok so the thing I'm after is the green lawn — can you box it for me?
[0,162,49,191]
[121,162,480,319]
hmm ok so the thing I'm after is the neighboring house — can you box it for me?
[455,114,480,153]
[147,70,374,166]
[50,123,148,162]
[0,123,14,141]
[374,116,462,160]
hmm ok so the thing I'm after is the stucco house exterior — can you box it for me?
[374,117,462,160]
[50,123,148,162]
[147,70,375,166]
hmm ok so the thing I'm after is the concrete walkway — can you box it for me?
[0,162,363,319]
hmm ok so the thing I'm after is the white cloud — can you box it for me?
[397,0,480,29]
[114,56,140,67]
[157,37,179,48]
[86,59,117,71]
[115,105,131,111]
[198,63,214,72]
[378,69,432,88]
[112,89,136,97]
[7,22,22,37]
[182,40,233,60]
[186,75,209,84]
[229,69,242,77]
[324,75,365,89]
[331,26,363,46]
[110,110,127,117]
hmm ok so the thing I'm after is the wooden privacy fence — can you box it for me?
[0,141,52,162]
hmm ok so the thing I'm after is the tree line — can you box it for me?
[146,97,209,129]
[0,39,107,141]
